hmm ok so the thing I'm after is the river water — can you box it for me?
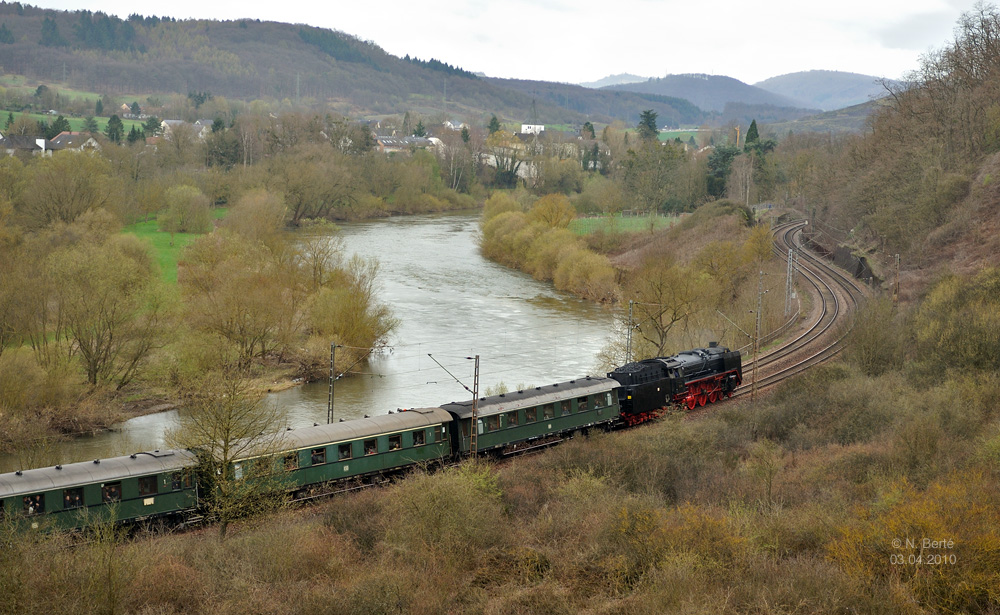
[2,211,615,472]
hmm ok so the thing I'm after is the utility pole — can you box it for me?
[784,248,795,317]
[626,300,634,364]
[751,271,767,402]
[327,343,337,424]
[469,355,480,458]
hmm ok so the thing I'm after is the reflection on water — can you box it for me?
[1,211,615,472]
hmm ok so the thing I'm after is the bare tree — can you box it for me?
[169,371,289,539]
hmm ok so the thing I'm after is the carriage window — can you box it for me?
[389,435,402,451]
[413,430,426,446]
[23,494,44,515]
[138,476,158,496]
[486,415,500,432]
[364,439,378,456]
[525,408,537,423]
[284,453,299,470]
[434,426,443,442]
[233,463,244,480]
[311,448,326,465]
[338,444,352,460]
[63,488,84,510]
[594,393,608,409]
[577,397,589,412]
[171,472,183,490]
[561,400,572,415]
[543,404,555,419]
[102,482,121,503]
[507,411,519,427]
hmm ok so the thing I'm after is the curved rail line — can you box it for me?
[732,218,868,398]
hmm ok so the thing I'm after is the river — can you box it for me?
[2,211,616,471]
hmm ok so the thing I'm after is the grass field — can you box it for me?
[9,111,146,134]
[659,130,699,142]
[569,213,679,235]
[123,209,227,285]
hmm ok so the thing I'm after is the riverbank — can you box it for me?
[5,211,615,465]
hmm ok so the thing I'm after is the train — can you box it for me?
[0,345,741,531]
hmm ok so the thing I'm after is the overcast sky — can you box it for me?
[32,0,978,84]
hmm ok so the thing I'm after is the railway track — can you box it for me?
[731,218,869,398]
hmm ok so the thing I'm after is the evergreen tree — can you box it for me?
[95,99,104,116]
[143,116,161,136]
[130,101,140,116]
[5,112,13,130]
[745,119,760,148]
[413,120,426,137]
[460,126,470,144]
[581,121,595,140]
[83,116,99,134]
[0,22,14,44]
[126,125,144,144]
[39,16,66,47]
[104,114,124,144]
[488,114,501,135]
[637,109,659,142]
[47,115,71,139]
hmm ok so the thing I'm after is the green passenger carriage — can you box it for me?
[440,377,621,455]
[252,408,454,495]
[0,449,199,530]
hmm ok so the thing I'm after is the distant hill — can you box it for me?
[765,99,884,135]
[0,4,704,127]
[579,74,649,89]
[605,74,813,114]
[754,70,894,111]
[487,78,707,127]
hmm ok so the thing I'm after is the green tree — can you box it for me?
[48,232,167,388]
[95,98,103,116]
[706,144,741,198]
[39,16,66,47]
[637,109,659,142]
[527,193,576,228]
[620,141,686,212]
[46,115,70,139]
[0,23,13,44]
[129,101,140,116]
[158,185,211,245]
[745,119,760,147]
[181,232,291,368]
[413,120,426,137]
[83,115,99,134]
[16,152,116,229]
[125,125,143,144]
[142,116,160,136]
[488,114,501,134]
[4,112,12,130]
[104,114,123,143]
[582,121,595,140]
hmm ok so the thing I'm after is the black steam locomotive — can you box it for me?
[608,343,743,425]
